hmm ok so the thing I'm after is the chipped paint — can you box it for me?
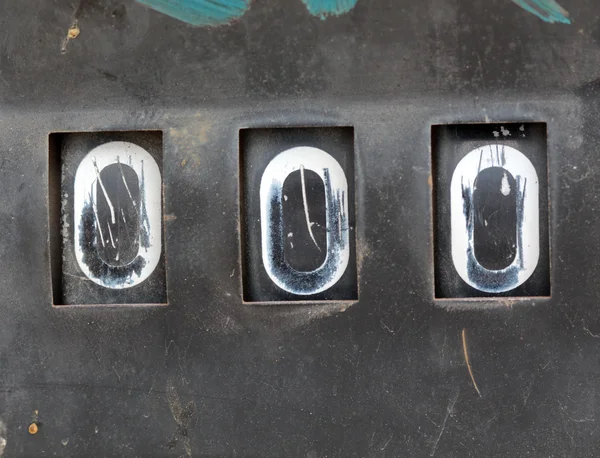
[511,0,571,24]
[166,379,195,457]
[61,21,80,54]
[500,172,511,196]
[136,0,250,26]
[301,0,358,19]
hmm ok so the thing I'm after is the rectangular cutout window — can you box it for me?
[240,127,357,303]
[432,123,550,299]
[49,131,167,306]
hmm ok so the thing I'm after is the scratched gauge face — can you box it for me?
[432,123,550,299]
[241,127,357,302]
[51,132,167,305]
[73,141,162,289]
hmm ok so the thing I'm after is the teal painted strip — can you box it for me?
[511,0,571,24]
[301,0,358,19]
[137,0,251,26]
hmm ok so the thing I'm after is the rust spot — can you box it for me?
[428,174,433,188]
[28,423,38,435]
[67,24,80,39]
[182,155,201,169]
[61,21,80,54]
[197,125,208,145]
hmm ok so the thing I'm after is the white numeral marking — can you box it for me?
[74,141,162,289]
[260,147,349,295]
[450,145,539,293]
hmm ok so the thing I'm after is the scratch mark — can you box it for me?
[511,0,571,24]
[380,434,393,451]
[64,271,91,281]
[473,51,485,90]
[90,189,106,248]
[107,222,116,248]
[112,366,121,381]
[523,375,535,405]
[165,340,176,356]
[462,329,481,397]
[147,370,158,396]
[558,401,595,423]
[430,389,459,457]
[92,158,116,224]
[425,414,439,427]
[380,320,395,335]
[483,414,498,430]
[583,325,600,338]
[166,379,195,457]
[300,165,321,251]
[118,156,137,209]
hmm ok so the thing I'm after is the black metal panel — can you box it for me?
[0,0,599,457]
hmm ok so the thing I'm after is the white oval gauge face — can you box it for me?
[450,144,540,293]
[260,146,350,295]
[73,141,162,289]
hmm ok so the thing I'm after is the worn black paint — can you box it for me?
[78,199,148,288]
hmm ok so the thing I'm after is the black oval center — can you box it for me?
[282,169,327,271]
[95,163,140,267]
[473,167,517,270]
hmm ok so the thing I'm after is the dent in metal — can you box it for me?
[450,144,539,293]
[74,141,162,289]
[260,147,349,295]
